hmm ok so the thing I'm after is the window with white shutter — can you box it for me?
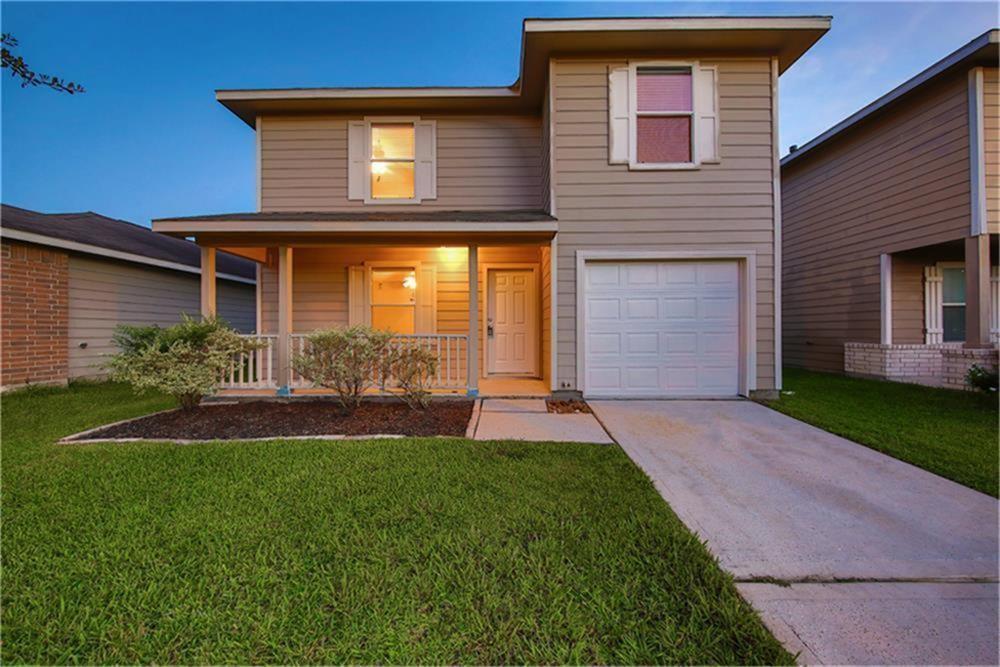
[347,117,437,203]
[608,60,719,169]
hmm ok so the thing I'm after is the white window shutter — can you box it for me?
[694,64,720,164]
[347,121,367,200]
[415,120,437,201]
[608,66,629,164]
[415,265,437,333]
[924,266,943,344]
[348,266,368,326]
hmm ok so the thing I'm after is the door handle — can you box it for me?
[487,318,494,338]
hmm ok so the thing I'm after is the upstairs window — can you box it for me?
[635,67,693,164]
[370,123,415,200]
[347,118,437,204]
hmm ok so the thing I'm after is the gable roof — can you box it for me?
[1,204,256,282]
[782,28,999,168]
[216,15,831,126]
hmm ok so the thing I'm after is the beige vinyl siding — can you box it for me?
[552,58,778,390]
[984,67,999,233]
[891,255,927,344]
[782,70,973,372]
[258,245,545,380]
[68,255,255,378]
[260,115,544,212]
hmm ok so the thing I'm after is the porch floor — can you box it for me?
[478,377,548,398]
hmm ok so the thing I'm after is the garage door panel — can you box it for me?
[584,259,741,398]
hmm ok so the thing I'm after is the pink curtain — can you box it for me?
[636,116,691,163]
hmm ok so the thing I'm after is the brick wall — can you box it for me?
[845,342,998,391]
[1,240,69,389]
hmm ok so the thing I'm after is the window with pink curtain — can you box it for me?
[635,67,693,164]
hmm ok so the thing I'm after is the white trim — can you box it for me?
[627,60,700,170]
[362,116,423,205]
[880,254,892,345]
[968,67,987,236]
[524,17,832,33]
[481,263,541,378]
[575,249,757,398]
[548,58,557,217]
[217,87,517,101]
[550,235,558,391]
[783,29,998,166]
[153,219,558,235]
[255,115,262,212]
[0,228,256,284]
[771,57,783,389]
[255,263,263,334]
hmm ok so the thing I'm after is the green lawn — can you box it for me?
[765,368,999,497]
[1,382,789,665]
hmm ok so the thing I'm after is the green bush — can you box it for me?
[292,326,394,412]
[108,315,261,410]
[390,345,438,410]
[966,363,999,393]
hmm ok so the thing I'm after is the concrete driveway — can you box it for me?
[590,399,999,665]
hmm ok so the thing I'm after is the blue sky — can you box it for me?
[1,1,996,226]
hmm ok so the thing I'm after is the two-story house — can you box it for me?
[153,16,830,399]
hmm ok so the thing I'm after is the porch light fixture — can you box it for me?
[402,274,417,290]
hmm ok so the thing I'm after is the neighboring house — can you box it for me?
[1,204,257,390]
[153,16,830,399]
[781,29,999,390]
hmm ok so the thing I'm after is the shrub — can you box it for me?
[292,326,394,412]
[108,315,261,410]
[966,364,999,393]
[390,346,438,410]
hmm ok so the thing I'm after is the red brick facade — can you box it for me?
[1,240,69,389]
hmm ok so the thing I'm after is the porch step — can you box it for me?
[481,399,548,413]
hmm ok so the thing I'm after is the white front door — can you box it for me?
[487,269,537,375]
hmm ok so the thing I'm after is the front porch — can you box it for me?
[845,235,999,389]
[200,239,556,398]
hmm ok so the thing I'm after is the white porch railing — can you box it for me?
[221,335,278,389]
[289,333,469,391]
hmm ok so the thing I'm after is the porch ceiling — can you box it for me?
[152,210,557,246]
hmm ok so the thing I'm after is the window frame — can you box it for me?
[938,261,967,342]
[363,116,420,205]
[364,260,421,335]
[627,60,700,171]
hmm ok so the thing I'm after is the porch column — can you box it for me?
[879,253,892,345]
[467,243,479,396]
[200,246,216,318]
[964,234,990,347]
[276,246,294,395]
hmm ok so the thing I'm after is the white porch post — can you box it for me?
[468,243,479,396]
[200,246,217,318]
[879,253,892,345]
[277,246,293,395]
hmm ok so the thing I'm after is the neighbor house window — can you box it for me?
[370,267,416,334]
[370,123,415,200]
[941,267,966,342]
[635,66,694,165]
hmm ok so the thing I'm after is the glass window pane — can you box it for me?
[943,305,966,342]
[371,306,415,334]
[942,267,965,304]
[371,123,414,159]
[637,68,692,112]
[636,116,691,163]
[371,161,415,199]
[371,268,416,305]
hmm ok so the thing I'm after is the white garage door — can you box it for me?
[583,260,741,397]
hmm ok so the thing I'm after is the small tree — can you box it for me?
[292,326,394,413]
[390,346,438,410]
[108,315,261,409]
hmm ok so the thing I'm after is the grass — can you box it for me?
[1,382,790,665]
[764,368,999,497]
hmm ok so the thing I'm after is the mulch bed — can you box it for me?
[546,399,592,414]
[70,400,474,441]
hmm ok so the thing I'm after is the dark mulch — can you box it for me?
[71,400,474,441]
[547,399,592,414]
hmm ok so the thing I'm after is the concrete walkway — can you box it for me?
[471,399,613,443]
[590,399,999,665]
